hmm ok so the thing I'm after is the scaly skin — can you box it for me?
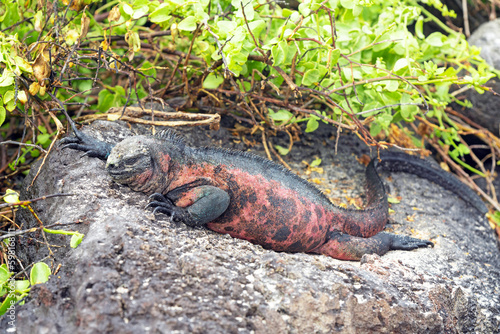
[60,128,486,260]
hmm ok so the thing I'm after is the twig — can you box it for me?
[261,131,272,161]
[0,141,47,153]
[0,222,81,241]
[0,193,74,210]
[76,107,221,127]
[462,0,470,37]
[268,140,292,170]
[355,103,424,116]
[431,141,499,212]
[0,18,33,32]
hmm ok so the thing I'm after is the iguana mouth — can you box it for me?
[107,170,129,179]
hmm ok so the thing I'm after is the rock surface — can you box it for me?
[462,18,500,136]
[468,18,500,70]
[3,120,500,333]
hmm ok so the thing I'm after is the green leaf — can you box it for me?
[238,81,251,92]
[418,75,428,82]
[150,4,172,23]
[340,0,355,9]
[302,69,320,86]
[3,189,19,204]
[310,158,322,167]
[5,99,15,112]
[268,109,293,122]
[271,41,286,66]
[3,90,14,104]
[217,20,237,34]
[126,31,141,52]
[122,3,134,16]
[388,196,400,204]
[274,145,289,155]
[0,290,16,316]
[37,133,50,146]
[0,106,5,127]
[247,20,266,38]
[385,80,399,92]
[305,117,319,132]
[442,67,457,78]
[370,122,382,137]
[490,211,500,225]
[132,5,149,20]
[457,143,470,155]
[97,90,115,112]
[15,280,30,293]
[298,3,311,16]
[178,16,198,31]
[353,4,363,16]
[70,233,84,248]
[330,49,341,66]
[393,58,411,72]
[14,56,32,74]
[140,61,156,83]
[235,0,254,20]
[426,32,444,47]
[415,16,424,39]
[31,149,40,158]
[202,73,224,89]
[30,262,50,285]
[0,264,11,285]
[1,2,20,27]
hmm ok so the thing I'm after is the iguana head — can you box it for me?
[105,136,171,194]
[104,130,185,194]
[106,137,152,183]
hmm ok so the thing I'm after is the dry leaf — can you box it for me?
[80,10,90,42]
[32,52,51,85]
[29,82,40,95]
[108,5,120,22]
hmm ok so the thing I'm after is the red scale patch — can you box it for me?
[166,162,337,253]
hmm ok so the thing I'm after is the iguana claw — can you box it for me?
[390,234,434,250]
[147,193,192,225]
[59,128,112,161]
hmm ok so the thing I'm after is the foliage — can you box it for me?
[0,1,499,208]
[0,262,50,316]
[0,188,82,315]
[2,189,85,248]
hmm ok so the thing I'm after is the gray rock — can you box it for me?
[461,19,500,136]
[468,18,500,70]
[456,79,500,137]
[3,121,500,333]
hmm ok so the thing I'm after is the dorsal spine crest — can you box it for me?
[155,129,186,146]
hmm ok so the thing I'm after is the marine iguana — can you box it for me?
[59,127,487,260]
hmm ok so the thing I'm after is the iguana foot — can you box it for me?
[389,234,434,250]
[313,231,433,260]
[146,193,195,226]
[60,128,112,161]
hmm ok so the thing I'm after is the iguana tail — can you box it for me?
[375,151,487,215]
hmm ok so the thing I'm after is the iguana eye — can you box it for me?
[124,156,140,165]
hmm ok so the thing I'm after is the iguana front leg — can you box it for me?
[147,185,230,227]
[59,128,113,160]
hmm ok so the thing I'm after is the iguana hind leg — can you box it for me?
[312,231,433,260]
[147,185,230,227]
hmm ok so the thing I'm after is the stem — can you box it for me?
[419,6,459,37]
[451,155,486,177]
[43,228,81,236]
